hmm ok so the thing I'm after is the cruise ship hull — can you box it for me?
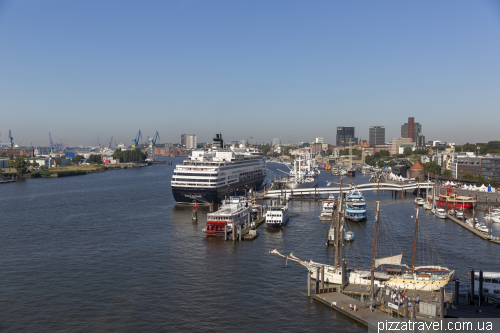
[172,175,266,204]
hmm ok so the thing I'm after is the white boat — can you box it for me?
[473,271,500,297]
[434,208,447,219]
[344,189,366,222]
[266,200,290,228]
[475,222,488,233]
[414,198,425,206]
[423,203,432,210]
[344,231,355,242]
[448,209,456,216]
[456,210,465,219]
[203,196,252,236]
[281,149,319,189]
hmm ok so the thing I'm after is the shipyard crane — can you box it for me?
[108,136,113,149]
[148,131,160,161]
[8,130,14,148]
[132,130,142,148]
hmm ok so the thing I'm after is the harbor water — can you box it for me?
[1,160,499,332]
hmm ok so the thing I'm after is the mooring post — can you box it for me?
[440,287,445,318]
[321,266,325,290]
[232,222,236,241]
[315,267,320,291]
[224,224,227,241]
[238,225,241,241]
[479,271,483,304]
[455,280,460,305]
[470,269,475,305]
[307,271,311,297]
[404,296,408,318]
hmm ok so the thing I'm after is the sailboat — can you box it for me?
[271,185,454,291]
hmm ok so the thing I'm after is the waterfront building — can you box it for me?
[181,134,197,149]
[409,162,425,180]
[390,138,412,155]
[416,135,426,148]
[336,127,358,146]
[481,156,500,183]
[401,117,422,142]
[272,138,281,146]
[0,147,34,158]
[369,126,385,146]
[450,153,480,179]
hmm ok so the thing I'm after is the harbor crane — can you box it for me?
[132,130,142,148]
[8,130,14,148]
[148,131,160,161]
[108,136,113,149]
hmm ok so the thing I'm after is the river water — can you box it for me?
[1,160,499,332]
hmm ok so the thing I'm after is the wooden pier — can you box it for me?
[446,213,500,245]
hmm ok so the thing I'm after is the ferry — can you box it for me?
[171,134,267,204]
[266,201,290,228]
[344,189,366,221]
[203,196,252,236]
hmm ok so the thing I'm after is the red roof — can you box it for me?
[410,162,424,170]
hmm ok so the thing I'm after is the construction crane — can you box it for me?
[8,130,14,148]
[132,130,142,148]
[114,139,117,148]
[98,138,103,151]
[108,136,113,149]
[148,131,160,161]
[248,136,254,146]
[49,132,54,151]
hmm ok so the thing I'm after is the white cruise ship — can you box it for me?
[171,134,267,204]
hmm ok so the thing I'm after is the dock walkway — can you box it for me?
[447,213,500,244]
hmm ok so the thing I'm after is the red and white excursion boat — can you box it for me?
[203,196,252,237]
[429,188,477,209]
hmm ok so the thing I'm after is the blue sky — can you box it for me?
[1,0,499,147]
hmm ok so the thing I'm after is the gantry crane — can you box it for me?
[8,130,14,148]
[132,130,142,148]
[148,131,160,160]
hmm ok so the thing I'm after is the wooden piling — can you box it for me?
[404,297,408,318]
[454,280,460,305]
[307,271,311,297]
[440,287,445,318]
[315,267,320,291]
[321,266,325,290]
[470,269,475,304]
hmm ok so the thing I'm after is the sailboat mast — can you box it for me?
[370,181,380,296]
[334,178,343,270]
[411,186,420,275]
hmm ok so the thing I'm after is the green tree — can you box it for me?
[403,147,413,157]
[461,173,474,180]
[475,175,485,186]
[0,152,6,157]
[489,179,499,188]
[415,177,420,182]
[423,161,441,175]
[379,150,390,158]
[7,156,27,174]
[32,157,38,167]
[57,156,62,166]
[442,169,452,178]
[325,149,332,156]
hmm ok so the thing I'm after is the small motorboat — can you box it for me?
[475,222,489,233]
[423,203,432,210]
[415,198,425,206]
[435,208,447,219]
[448,209,456,216]
[344,231,355,242]
[456,210,465,219]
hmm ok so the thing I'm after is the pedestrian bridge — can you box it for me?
[264,181,433,198]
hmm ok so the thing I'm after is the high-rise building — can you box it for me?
[272,138,281,146]
[181,134,197,149]
[369,126,385,146]
[336,127,358,146]
[315,137,324,144]
[401,117,422,142]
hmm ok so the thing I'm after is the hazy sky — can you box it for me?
[1,0,499,147]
